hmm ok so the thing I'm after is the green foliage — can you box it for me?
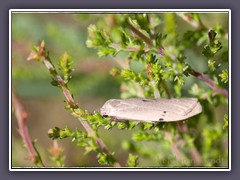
[223,114,228,129]
[219,69,228,83]
[48,126,117,165]
[97,152,116,165]
[202,123,228,166]
[85,13,228,167]
[58,52,74,84]
[182,29,208,47]
[48,127,97,152]
[26,13,228,167]
[126,153,139,167]
[202,30,223,72]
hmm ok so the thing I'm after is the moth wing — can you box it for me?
[100,98,202,123]
[112,100,201,122]
[122,98,200,116]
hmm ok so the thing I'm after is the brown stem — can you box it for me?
[190,70,228,99]
[164,130,184,163]
[126,21,153,47]
[162,81,172,99]
[81,121,108,153]
[110,43,143,52]
[168,53,228,99]
[12,91,45,167]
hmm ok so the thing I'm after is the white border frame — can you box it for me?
[9,9,231,171]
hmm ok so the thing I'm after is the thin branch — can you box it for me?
[174,13,228,98]
[164,130,184,163]
[162,81,172,99]
[126,21,153,47]
[110,43,143,52]
[176,13,204,30]
[177,122,202,166]
[49,140,65,167]
[28,42,121,167]
[190,70,228,99]
[12,91,45,167]
[168,51,228,99]
[126,20,171,98]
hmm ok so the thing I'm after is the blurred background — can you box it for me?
[11,12,229,167]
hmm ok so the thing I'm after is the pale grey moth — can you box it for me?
[100,98,202,123]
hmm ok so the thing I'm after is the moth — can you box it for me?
[100,98,202,123]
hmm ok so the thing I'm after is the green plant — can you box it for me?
[25,13,228,167]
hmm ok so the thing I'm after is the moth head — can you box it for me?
[100,102,111,117]
[100,99,119,117]
[100,107,109,117]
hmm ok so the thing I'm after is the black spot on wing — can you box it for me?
[159,118,164,121]
[142,99,157,102]
[161,111,167,117]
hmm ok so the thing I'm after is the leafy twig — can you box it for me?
[126,20,153,47]
[12,91,45,167]
[127,16,228,99]
[126,21,204,165]
[190,69,228,99]
[126,20,171,98]
[49,140,65,167]
[27,41,121,167]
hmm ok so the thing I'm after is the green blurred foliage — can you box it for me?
[12,12,229,168]
[12,13,120,99]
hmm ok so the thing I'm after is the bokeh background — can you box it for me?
[11,12,229,167]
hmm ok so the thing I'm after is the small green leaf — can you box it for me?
[223,114,228,129]
[126,153,139,167]
[50,79,59,87]
[208,59,216,71]
[208,29,217,45]
[202,45,214,59]
[97,152,116,165]
[219,69,228,83]
[58,52,74,83]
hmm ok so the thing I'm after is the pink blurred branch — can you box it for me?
[190,70,228,99]
[12,91,44,166]
[176,13,204,29]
